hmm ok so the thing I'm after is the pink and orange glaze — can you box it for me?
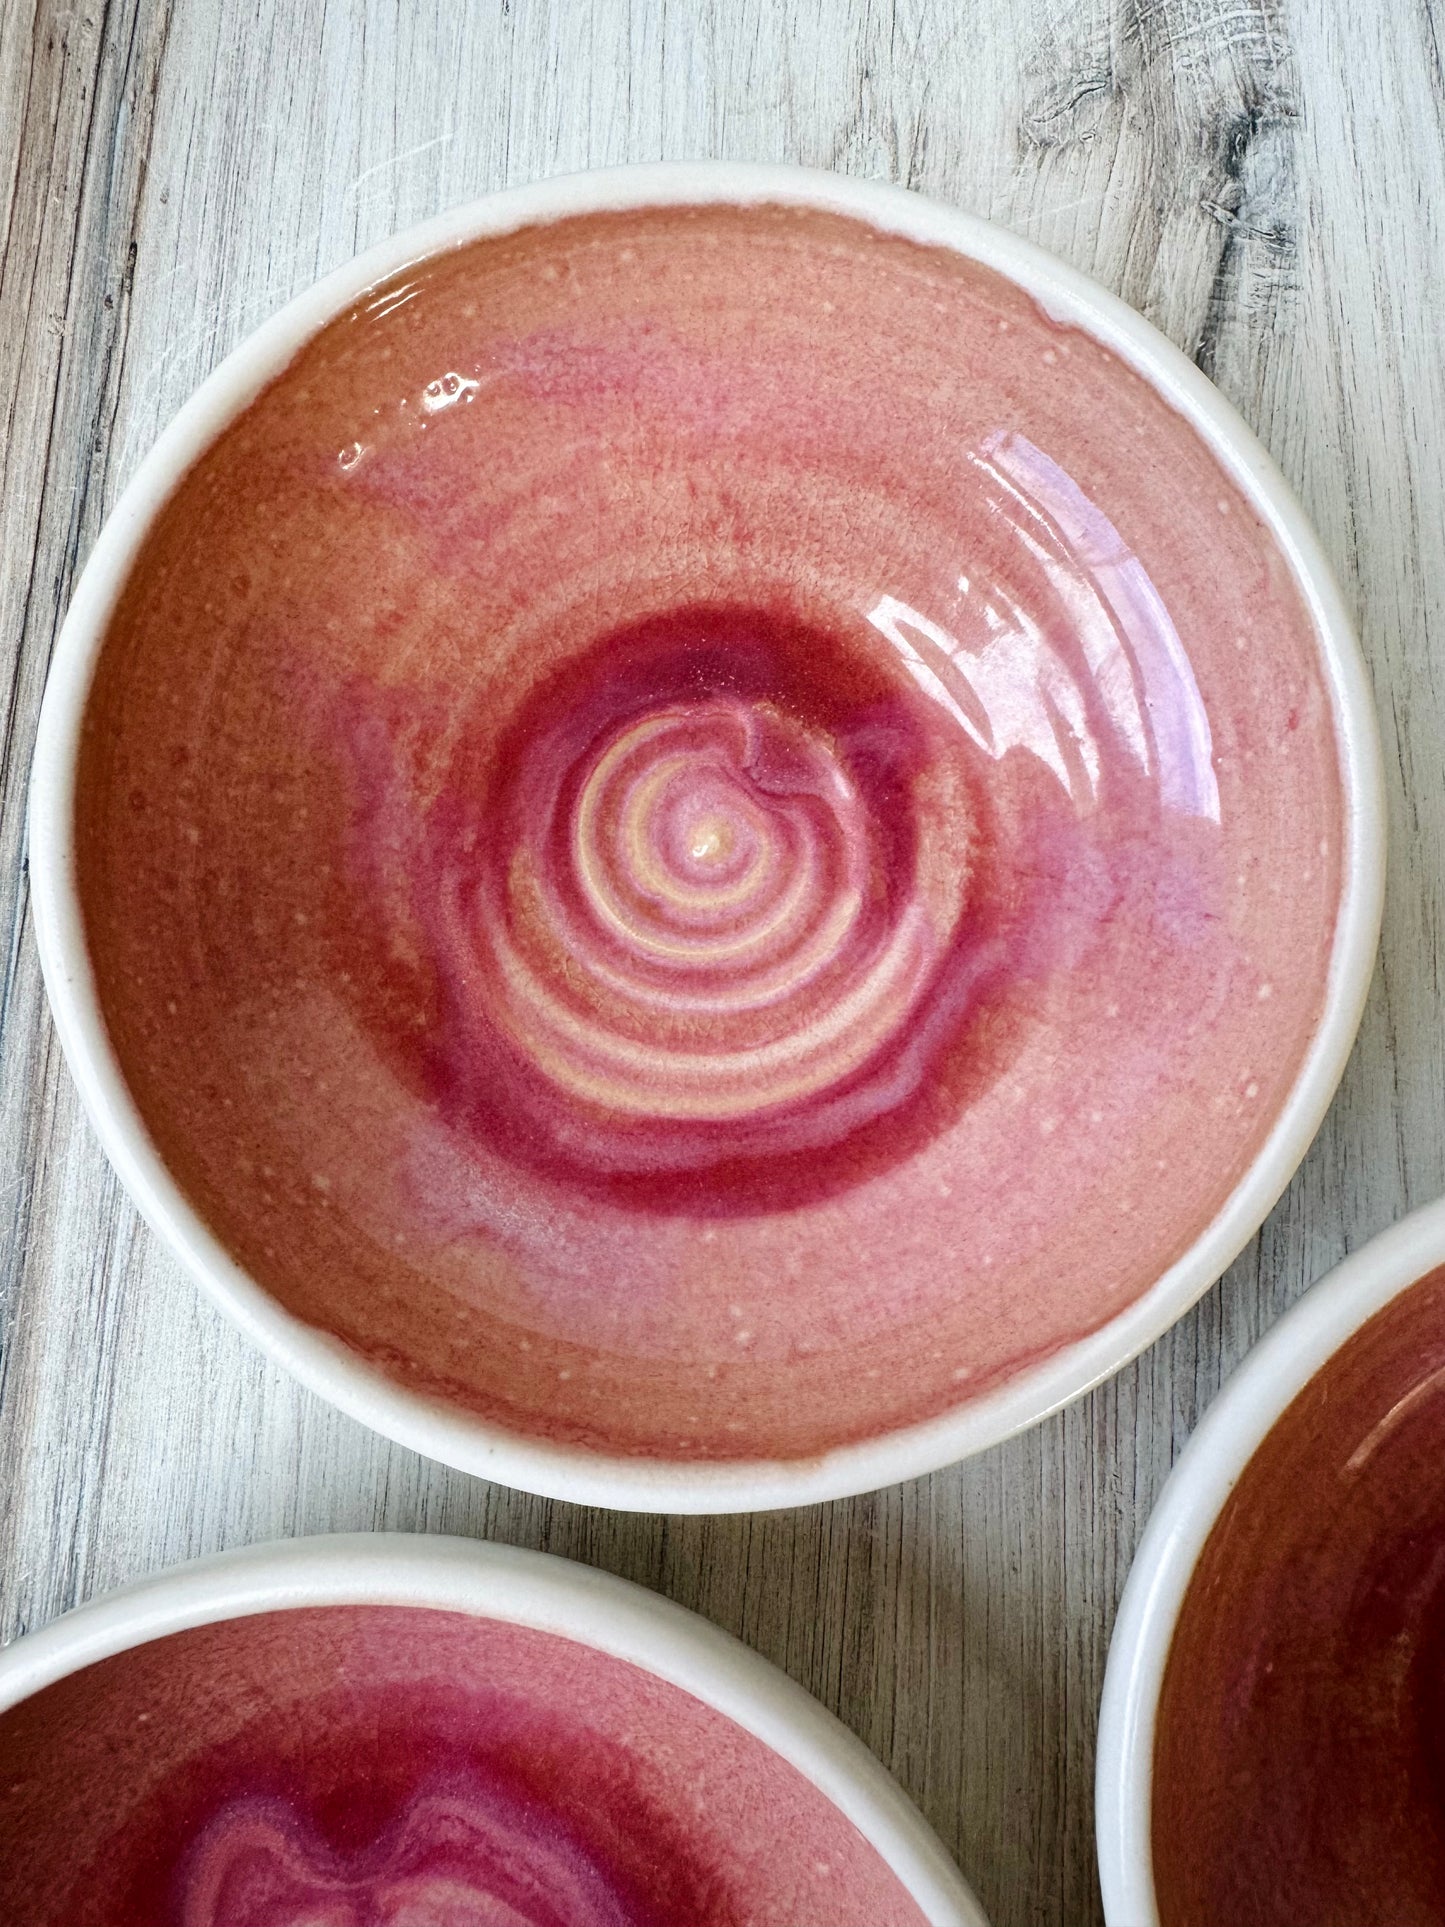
[0,1605,928,1926]
[74,202,1345,1460]
[1152,1263,1445,1927]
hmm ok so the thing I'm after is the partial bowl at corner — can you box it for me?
[30,161,1384,1509]
[1097,1198,1445,1927]
[0,1533,986,1927]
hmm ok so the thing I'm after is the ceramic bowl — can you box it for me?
[0,1532,985,1926]
[1096,1199,1445,1926]
[30,161,1383,1509]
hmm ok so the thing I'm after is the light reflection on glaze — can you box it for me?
[181,1780,641,1927]
[867,433,1219,819]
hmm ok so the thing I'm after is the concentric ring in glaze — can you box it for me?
[32,166,1381,1504]
[0,1538,981,1926]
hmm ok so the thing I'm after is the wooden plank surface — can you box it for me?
[1,3,1440,1921]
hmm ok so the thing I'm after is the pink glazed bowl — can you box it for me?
[0,1535,986,1927]
[1096,1201,1445,1927]
[28,163,1384,1509]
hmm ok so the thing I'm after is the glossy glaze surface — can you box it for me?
[75,202,1345,1459]
[1153,1263,1445,1926]
[0,1604,928,1926]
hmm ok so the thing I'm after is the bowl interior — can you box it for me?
[1150,1259,1445,1925]
[0,1595,936,1927]
[64,189,1355,1472]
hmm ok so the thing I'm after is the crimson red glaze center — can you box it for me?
[0,1605,929,1926]
[75,203,1346,1460]
[1152,1263,1445,1926]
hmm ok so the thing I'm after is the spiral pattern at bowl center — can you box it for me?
[392,608,989,1208]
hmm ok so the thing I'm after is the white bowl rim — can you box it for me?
[1094,1196,1445,1927]
[0,1531,984,1925]
[27,158,1386,1513]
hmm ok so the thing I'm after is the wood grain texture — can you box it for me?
[0,3,1439,1922]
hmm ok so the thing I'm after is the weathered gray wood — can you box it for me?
[1,3,1440,1923]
